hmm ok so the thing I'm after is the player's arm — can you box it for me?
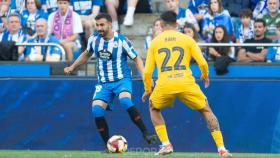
[190,39,210,87]
[64,50,91,74]
[122,37,145,76]
[133,56,145,77]
[142,47,155,102]
[64,36,94,74]
[191,40,208,78]
[143,47,155,94]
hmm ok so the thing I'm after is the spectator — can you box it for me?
[237,19,271,62]
[165,0,199,32]
[10,0,26,14]
[252,0,268,19]
[70,0,103,39]
[263,0,280,40]
[208,25,235,60]
[222,0,251,39]
[41,0,58,14]
[0,1,10,33]
[48,0,83,61]
[183,22,200,42]
[236,8,254,43]
[144,18,162,50]
[222,0,251,18]
[25,18,62,61]
[202,0,233,42]
[183,22,208,60]
[266,21,280,63]
[0,13,27,60]
[123,0,138,26]
[105,0,139,31]
[144,18,162,78]
[21,0,48,37]
[188,0,208,22]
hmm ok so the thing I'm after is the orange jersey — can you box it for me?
[143,30,208,93]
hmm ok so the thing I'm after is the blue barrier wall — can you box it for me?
[1,63,280,78]
[0,64,50,77]
[0,78,280,153]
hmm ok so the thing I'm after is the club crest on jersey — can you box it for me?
[98,49,112,61]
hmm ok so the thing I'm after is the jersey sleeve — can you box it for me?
[122,37,138,59]
[190,39,209,78]
[143,43,156,93]
[86,36,95,55]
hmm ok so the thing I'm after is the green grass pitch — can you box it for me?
[0,150,280,158]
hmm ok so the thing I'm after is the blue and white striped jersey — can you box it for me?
[87,31,138,83]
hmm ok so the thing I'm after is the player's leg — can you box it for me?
[149,91,175,155]
[178,84,232,157]
[113,78,156,144]
[118,91,157,144]
[92,100,109,145]
[92,84,114,146]
[198,102,232,157]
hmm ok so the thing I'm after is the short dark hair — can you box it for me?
[239,8,252,18]
[160,11,177,25]
[8,13,21,23]
[95,13,112,23]
[254,18,266,27]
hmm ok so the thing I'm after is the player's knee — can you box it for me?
[92,105,105,118]
[149,100,160,112]
[199,104,212,114]
[119,97,134,110]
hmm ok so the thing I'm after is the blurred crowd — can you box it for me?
[0,0,279,63]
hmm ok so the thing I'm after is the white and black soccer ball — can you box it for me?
[107,135,128,153]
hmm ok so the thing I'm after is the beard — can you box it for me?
[255,32,262,38]
[269,8,279,13]
[98,30,107,37]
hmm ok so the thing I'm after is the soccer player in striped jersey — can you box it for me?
[64,13,157,149]
[142,11,232,157]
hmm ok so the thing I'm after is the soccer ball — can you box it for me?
[107,135,128,153]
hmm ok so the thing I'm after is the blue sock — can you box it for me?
[119,97,134,110]
[92,105,105,118]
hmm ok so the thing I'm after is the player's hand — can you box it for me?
[200,75,210,88]
[142,91,151,103]
[64,66,74,74]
